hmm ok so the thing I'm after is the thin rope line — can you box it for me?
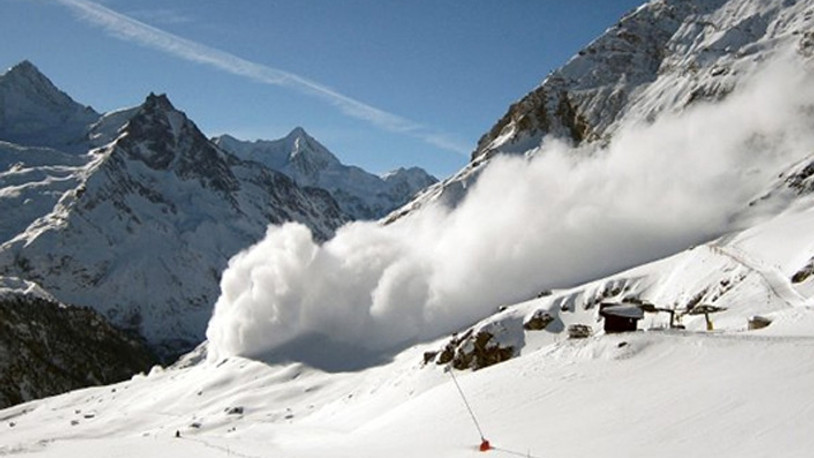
[447,366,486,440]
[492,446,544,458]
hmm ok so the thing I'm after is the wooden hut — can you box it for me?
[599,303,644,333]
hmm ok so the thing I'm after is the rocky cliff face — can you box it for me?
[0,278,155,409]
[472,0,810,160]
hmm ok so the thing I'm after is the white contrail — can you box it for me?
[52,0,471,155]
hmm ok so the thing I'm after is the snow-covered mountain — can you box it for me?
[0,141,90,245]
[0,78,348,357]
[388,0,814,221]
[0,60,99,150]
[214,130,437,220]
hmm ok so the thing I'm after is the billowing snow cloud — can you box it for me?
[206,56,814,366]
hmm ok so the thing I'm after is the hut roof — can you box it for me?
[600,304,644,320]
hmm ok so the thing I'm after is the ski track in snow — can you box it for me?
[709,243,806,307]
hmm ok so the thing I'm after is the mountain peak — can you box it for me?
[282,127,341,169]
[287,126,308,139]
[8,59,39,76]
[215,130,437,220]
[0,60,99,148]
[111,92,241,194]
[129,92,188,136]
[142,92,176,113]
[2,60,66,99]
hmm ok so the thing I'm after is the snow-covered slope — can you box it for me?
[0,63,143,246]
[0,61,99,150]
[419,159,814,372]
[0,141,90,244]
[3,294,814,457]
[214,129,437,220]
[0,93,347,358]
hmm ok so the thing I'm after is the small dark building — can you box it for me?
[599,303,644,333]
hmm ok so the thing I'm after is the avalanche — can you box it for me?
[5,0,814,456]
[206,52,814,365]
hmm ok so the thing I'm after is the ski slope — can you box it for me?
[2,309,814,458]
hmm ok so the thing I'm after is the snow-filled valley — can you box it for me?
[5,0,814,455]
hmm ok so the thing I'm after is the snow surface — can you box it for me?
[3,312,814,458]
[0,276,54,301]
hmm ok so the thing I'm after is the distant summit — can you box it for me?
[0,60,99,148]
[214,128,437,220]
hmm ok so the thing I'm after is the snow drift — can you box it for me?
[206,55,814,365]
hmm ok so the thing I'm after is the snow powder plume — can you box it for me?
[207,56,814,368]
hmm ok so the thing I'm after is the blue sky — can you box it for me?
[1,0,642,177]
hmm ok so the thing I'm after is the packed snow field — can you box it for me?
[3,313,814,458]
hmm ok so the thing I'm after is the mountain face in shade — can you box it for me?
[214,129,437,220]
[0,277,156,409]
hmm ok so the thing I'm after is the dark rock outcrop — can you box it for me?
[0,292,156,408]
[430,329,516,371]
[523,310,555,331]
